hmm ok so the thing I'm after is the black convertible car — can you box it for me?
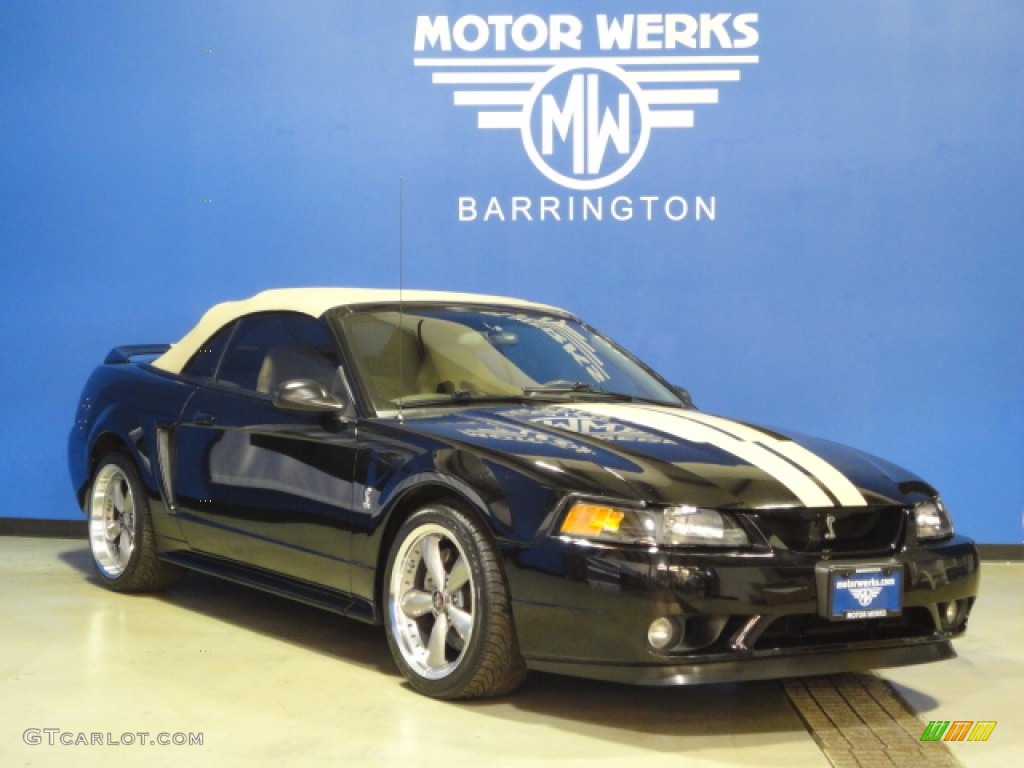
[68,288,979,699]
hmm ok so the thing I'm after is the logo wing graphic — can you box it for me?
[415,55,758,190]
[850,586,884,607]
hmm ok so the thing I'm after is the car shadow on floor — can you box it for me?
[58,544,398,676]
[56,542,939,750]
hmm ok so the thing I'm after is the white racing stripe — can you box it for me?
[571,404,867,508]
[678,410,868,507]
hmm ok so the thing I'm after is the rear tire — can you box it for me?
[87,452,184,592]
[384,503,527,699]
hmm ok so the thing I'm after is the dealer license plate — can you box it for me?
[828,566,902,620]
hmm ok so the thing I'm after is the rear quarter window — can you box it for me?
[181,323,235,380]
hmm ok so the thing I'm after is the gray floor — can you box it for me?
[0,537,1018,767]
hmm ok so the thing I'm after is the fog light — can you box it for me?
[940,600,965,629]
[648,617,678,650]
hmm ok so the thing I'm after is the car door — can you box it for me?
[172,312,360,594]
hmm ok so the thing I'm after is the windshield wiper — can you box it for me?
[393,390,528,408]
[394,384,678,409]
[523,382,636,401]
[523,382,684,406]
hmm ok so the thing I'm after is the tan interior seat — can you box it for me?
[418,317,534,394]
[345,313,437,406]
[344,312,536,407]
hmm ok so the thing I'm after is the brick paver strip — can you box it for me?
[782,673,961,768]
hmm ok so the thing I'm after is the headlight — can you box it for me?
[559,502,750,548]
[915,497,954,540]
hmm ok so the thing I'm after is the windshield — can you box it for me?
[334,306,682,412]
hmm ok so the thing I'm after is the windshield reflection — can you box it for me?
[334,307,682,412]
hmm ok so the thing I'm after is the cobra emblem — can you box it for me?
[824,513,837,541]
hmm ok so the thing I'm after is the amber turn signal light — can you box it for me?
[560,503,625,536]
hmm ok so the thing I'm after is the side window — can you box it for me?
[182,323,235,380]
[215,313,344,395]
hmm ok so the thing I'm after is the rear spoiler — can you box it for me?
[104,344,171,364]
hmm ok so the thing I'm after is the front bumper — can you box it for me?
[507,535,979,685]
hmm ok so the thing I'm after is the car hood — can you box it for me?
[401,402,934,510]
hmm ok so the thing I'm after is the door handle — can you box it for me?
[191,411,216,426]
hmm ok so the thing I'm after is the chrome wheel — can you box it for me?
[89,463,137,578]
[384,504,527,699]
[388,523,475,680]
[86,453,183,592]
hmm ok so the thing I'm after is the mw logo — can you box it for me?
[524,65,647,190]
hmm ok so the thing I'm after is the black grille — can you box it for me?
[753,607,937,650]
[747,506,905,555]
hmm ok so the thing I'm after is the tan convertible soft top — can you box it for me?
[150,287,562,374]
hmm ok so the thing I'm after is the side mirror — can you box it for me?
[673,385,695,409]
[273,379,347,413]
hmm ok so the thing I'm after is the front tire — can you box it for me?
[384,503,526,699]
[87,452,183,592]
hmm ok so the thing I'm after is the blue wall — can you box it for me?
[2,1,1021,543]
